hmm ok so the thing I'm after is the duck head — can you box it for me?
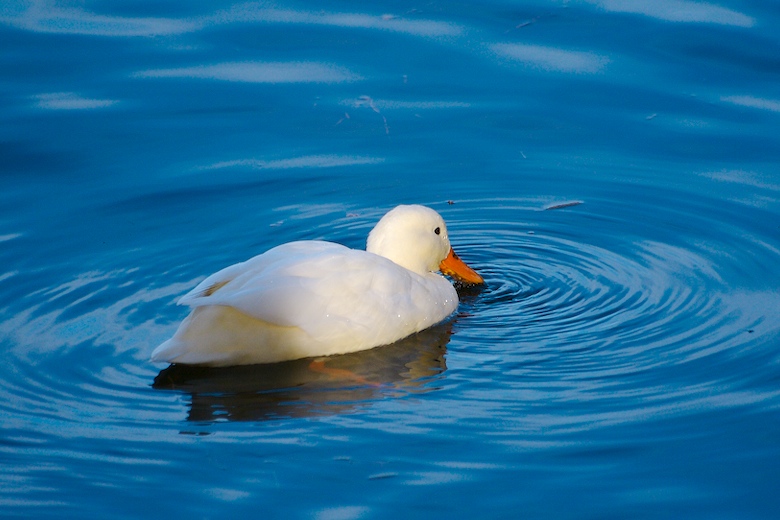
[366,205,484,285]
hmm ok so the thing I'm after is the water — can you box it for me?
[2,0,780,518]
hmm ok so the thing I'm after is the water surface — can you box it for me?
[1,1,779,518]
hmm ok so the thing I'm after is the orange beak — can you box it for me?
[439,247,484,285]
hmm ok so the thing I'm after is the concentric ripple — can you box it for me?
[2,193,779,434]
[436,195,780,432]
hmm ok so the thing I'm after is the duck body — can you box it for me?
[151,205,482,367]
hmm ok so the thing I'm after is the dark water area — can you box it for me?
[1,1,779,518]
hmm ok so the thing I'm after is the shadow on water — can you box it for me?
[152,321,454,423]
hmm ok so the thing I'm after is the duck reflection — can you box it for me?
[152,321,453,422]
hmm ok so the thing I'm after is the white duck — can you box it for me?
[151,204,483,367]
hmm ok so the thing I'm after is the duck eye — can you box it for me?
[434,227,441,235]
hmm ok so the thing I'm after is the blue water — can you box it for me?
[2,0,780,518]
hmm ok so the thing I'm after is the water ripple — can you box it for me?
[439,196,780,431]
[0,195,778,435]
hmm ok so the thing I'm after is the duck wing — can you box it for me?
[176,240,420,339]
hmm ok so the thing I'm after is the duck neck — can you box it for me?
[367,233,429,276]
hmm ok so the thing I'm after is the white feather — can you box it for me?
[151,205,468,366]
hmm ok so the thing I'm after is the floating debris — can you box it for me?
[544,200,584,211]
[355,95,389,134]
[368,472,399,480]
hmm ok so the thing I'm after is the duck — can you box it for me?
[151,204,483,367]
